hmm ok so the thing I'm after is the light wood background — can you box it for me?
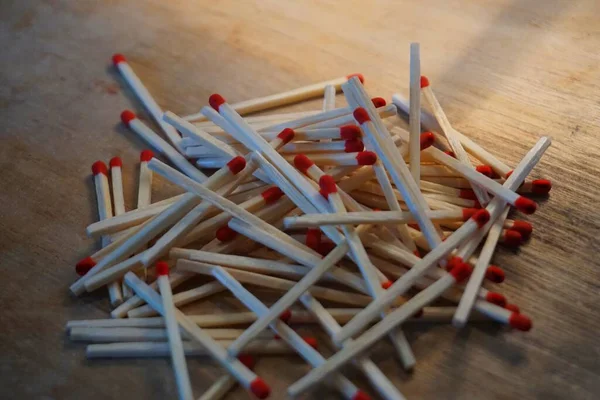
[1,0,600,399]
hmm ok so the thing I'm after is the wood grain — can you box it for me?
[1,0,600,399]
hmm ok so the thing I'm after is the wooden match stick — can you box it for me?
[183,73,364,121]
[155,262,193,400]
[123,272,271,399]
[409,43,421,186]
[112,54,184,152]
[69,327,274,342]
[120,110,208,183]
[108,157,126,305]
[283,151,377,167]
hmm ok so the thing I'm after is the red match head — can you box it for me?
[444,150,456,158]
[156,261,169,276]
[208,94,226,111]
[293,154,314,174]
[531,179,552,195]
[346,73,365,83]
[371,97,387,108]
[419,131,435,150]
[505,304,520,314]
[91,161,108,176]
[339,125,361,140]
[471,209,490,228]
[109,156,122,168]
[485,292,507,307]
[305,228,321,251]
[509,313,532,331]
[216,225,237,242]
[420,75,430,88]
[413,308,424,318]
[459,189,477,200]
[112,53,126,65]
[278,309,292,323]
[511,220,533,239]
[485,265,505,283]
[226,156,246,175]
[356,151,377,165]
[413,249,422,258]
[261,187,284,205]
[476,165,493,177]
[238,354,256,369]
[503,229,523,247]
[461,208,479,221]
[319,175,338,197]
[381,280,393,290]
[277,128,295,144]
[317,241,336,256]
[353,107,371,125]
[75,256,96,276]
[140,149,154,162]
[352,390,372,400]
[344,139,364,153]
[449,262,473,283]
[120,110,136,126]
[506,170,514,178]
[249,377,271,399]
[446,256,464,271]
[303,337,318,349]
[515,197,537,214]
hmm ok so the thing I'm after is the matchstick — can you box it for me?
[123,272,271,399]
[108,157,127,305]
[210,266,369,400]
[91,161,123,306]
[421,76,490,205]
[183,73,364,121]
[409,43,421,186]
[155,262,193,400]
[283,151,377,166]
[69,327,274,342]
[112,54,184,152]
[120,110,208,183]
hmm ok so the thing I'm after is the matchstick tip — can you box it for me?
[461,208,479,221]
[485,265,505,283]
[109,157,122,168]
[112,53,126,65]
[381,280,393,290]
[293,154,314,174]
[472,209,490,228]
[446,256,464,271]
[155,261,169,276]
[226,156,247,175]
[509,313,532,331]
[485,292,507,307]
[91,161,108,176]
[505,303,520,313]
[208,94,226,111]
[502,229,523,247]
[305,229,321,251]
[317,242,335,256]
[120,110,136,126]
[346,73,365,83]
[476,165,493,177]
[216,225,237,242]
[531,179,552,195]
[303,336,319,349]
[352,390,372,400]
[419,131,435,150]
[140,149,154,162]
[318,175,338,197]
[506,170,513,178]
[261,187,284,205]
[511,220,533,239]
[370,97,387,108]
[413,249,422,258]
[249,377,271,399]
[515,197,537,215]
[344,139,364,153]
[352,107,370,125]
[459,189,477,200]
[278,310,292,323]
[413,308,424,318]
[356,151,377,165]
[339,124,362,140]
[238,354,256,369]
[420,75,430,88]
[277,128,295,144]
[449,262,473,283]
[75,256,96,276]
[444,150,456,158]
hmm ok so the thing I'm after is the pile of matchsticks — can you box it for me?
[66,44,552,400]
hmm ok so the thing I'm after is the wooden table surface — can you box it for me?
[2,0,600,399]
